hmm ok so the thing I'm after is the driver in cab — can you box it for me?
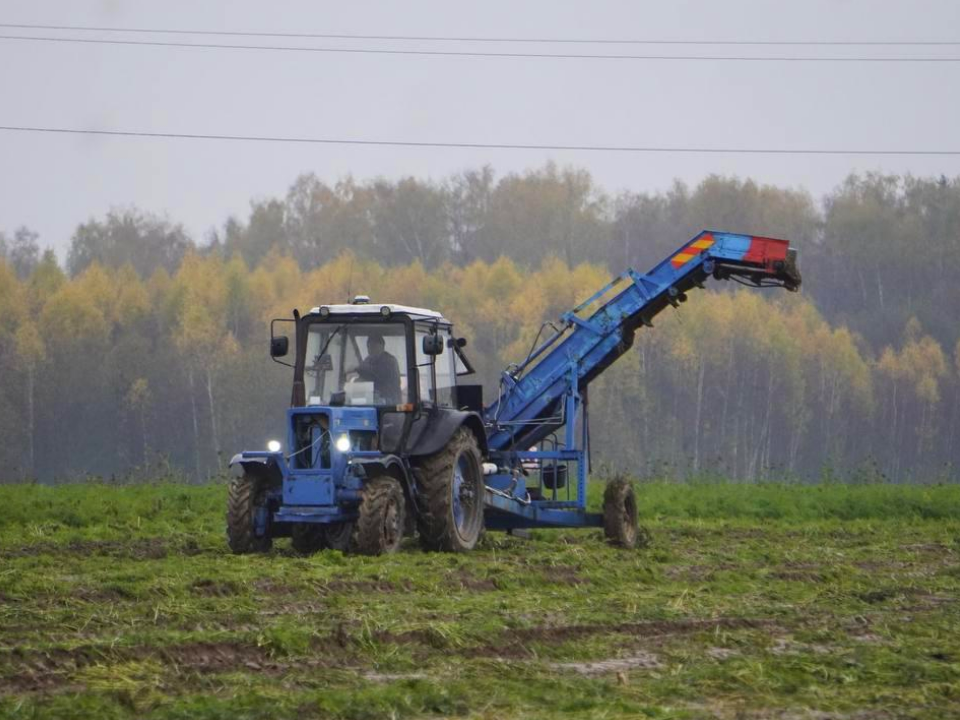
[350,332,401,405]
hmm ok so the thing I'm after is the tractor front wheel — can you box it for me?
[603,477,648,549]
[353,477,405,556]
[416,428,485,552]
[227,473,273,554]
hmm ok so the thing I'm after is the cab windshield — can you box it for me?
[304,322,408,406]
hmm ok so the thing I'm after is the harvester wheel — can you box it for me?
[291,524,326,555]
[603,477,647,549]
[415,428,485,552]
[353,476,405,556]
[226,473,273,554]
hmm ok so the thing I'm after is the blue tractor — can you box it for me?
[227,231,801,555]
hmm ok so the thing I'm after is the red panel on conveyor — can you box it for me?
[742,236,790,266]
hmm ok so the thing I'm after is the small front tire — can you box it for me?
[227,473,273,554]
[353,477,405,556]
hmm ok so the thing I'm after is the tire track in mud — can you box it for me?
[0,538,208,561]
[0,615,776,695]
[0,640,355,695]
[378,616,779,659]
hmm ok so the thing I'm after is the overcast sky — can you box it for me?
[1,0,959,259]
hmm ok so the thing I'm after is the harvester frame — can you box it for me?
[228,231,800,554]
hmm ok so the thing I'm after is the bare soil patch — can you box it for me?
[540,565,589,586]
[319,579,408,595]
[552,650,662,675]
[190,578,241,597]
[445,569,498,591]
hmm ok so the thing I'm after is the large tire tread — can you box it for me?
[415,428,484,553]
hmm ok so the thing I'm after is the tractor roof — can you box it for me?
[308,303,447,321]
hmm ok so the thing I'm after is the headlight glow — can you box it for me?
[335,434,351,453]
[267,440,282,453]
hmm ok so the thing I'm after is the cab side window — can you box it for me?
[415,327,435,404]
[434,331,455,406]
[415,325,455,406]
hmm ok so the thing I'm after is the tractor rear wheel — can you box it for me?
[291,524,326,555]
[603,477,647,549]
[227,473,273,554]
[415,428,485,552]
[352,476,405,556]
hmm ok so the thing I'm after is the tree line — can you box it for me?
[1,166,959,482]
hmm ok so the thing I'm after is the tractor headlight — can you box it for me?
[267,440,282,453]
[335,434,351,453]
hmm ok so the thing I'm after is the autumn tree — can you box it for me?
[2,167,960,484]
[68,209,193,277]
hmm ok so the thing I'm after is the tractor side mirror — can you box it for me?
[449,337,467,349]
[270,317,296,368]
[270,336,289,358]
[422,334,443,356]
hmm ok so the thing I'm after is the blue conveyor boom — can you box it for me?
[482,230,800,452]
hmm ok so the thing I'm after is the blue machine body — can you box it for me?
[233,230,799,534]
[233,405,385,529]
[477,230,798,530]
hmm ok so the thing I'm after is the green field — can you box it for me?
[1,482,958,719]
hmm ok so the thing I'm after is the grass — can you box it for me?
[0,481,958,719]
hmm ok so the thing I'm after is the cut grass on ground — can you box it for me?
[0,481,958,719]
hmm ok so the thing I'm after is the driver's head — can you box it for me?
[366,333,385,357]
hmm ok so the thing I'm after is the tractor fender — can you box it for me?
[407,410,488,459]
[228,453,283,487]
[350,455,410,484]
[350,455,419,515]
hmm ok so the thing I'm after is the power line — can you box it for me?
[2,125,958,156]
[0,22,957,47]
[2,33,958,62]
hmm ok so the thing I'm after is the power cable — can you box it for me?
[0,34,958,62]
[1,125,958,156]
[0,22,957,46]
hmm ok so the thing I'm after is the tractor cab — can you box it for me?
[268,295,482,458]
[287,297,474,412]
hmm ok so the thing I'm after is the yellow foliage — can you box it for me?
[39,280,110,348]
[877,320,947,405]
[14,322,45,366]
[0,249,954,477]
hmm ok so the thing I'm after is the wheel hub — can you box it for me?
[452,454,476,537]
